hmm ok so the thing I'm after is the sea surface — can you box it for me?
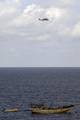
[0,67,80,120]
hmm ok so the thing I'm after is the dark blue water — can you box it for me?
[0,67,80,120]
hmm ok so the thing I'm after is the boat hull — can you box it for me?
[31,108,71,114]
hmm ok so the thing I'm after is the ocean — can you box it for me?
[0,67,80,120]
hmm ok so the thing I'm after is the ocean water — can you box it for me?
[0,67,80,120]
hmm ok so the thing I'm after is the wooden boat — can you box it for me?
[3,108,19,112]
[30,105,74,114]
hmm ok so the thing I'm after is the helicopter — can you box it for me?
[38,18,49,21]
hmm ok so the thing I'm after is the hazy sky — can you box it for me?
[0,0,80,67]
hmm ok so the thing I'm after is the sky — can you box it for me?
[0,0,80,67]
